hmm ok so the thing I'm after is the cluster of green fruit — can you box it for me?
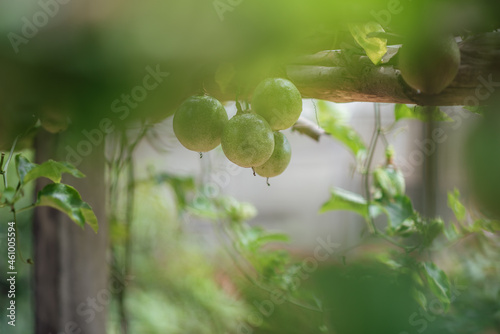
[173,78,302,181]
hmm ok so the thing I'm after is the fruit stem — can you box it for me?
[252,167,256,176]
[266,178,270,186]
[199,152,203,159]
[0,152,5,171]
[236,101,243,114]
[364,104,381,234]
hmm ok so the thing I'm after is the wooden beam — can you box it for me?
[287,32,500,106]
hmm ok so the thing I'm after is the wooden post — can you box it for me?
[34,130,108,334]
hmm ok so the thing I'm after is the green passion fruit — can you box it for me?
[173,95,228,152]
[398,35,460,95]
[254,132,291,178]
[251,78,303,131]
[221,113,274,168]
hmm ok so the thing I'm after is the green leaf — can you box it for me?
[447,188,466,222]
[217,196,257,223]
[394,104,453,122]
[24,160,85,184]
[188,195,219,220]
[422,262,451,310]
[15,154,37,185]
[317,100,366,160]
[237,226,289,255]
[471,219,500,233]
[320,187,380,219]
[444,223,460,241]
[379,195,414,232]
[421,218,444,246]
[373,165,405,199]
[412,288,428,310]
[1,187,17,204]
[215,62,235,94]
[348,22,387,65]
[255,232,290,246]
[464,106,487,115]
[36,183,98,232]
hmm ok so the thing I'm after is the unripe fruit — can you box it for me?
[173,95,228,152]
[251,78,302,130]
[221,113,274,168]
[254,132,291,178]
[398,35,460,94]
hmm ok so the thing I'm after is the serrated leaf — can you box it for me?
[348,22,387,65]
[36,183,98,232]
[422,262,451,310]
[317,100,366,160]
[373,165,405,199]
[15,154,37,185]
[378,195,414,232]
[395,104,453,122]
[24,160,85,184]
[320,187,380,219]
[215,62,235,94]
[447,188,466,222]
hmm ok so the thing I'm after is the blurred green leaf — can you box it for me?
[320,187,380,219]
[464,106,487,115]
[444,223,460,241]
[1,186,16,204]
[421,218,444,246]
[373,165,405,199]
[447,188,466,221]
[155,173,195,210]
[348,23,387,65]
[317,100,366,160]
[217,196,257,223]
[422,262,451,310]
[36,183,98,232]
[238,226,289,252]
[23,159,85,184]
[378,195,414,233]
[412,287,428,310]
[188,195,219,220]
[471,219,500,233]
[395,104,453,122]
[15,154,36,185]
